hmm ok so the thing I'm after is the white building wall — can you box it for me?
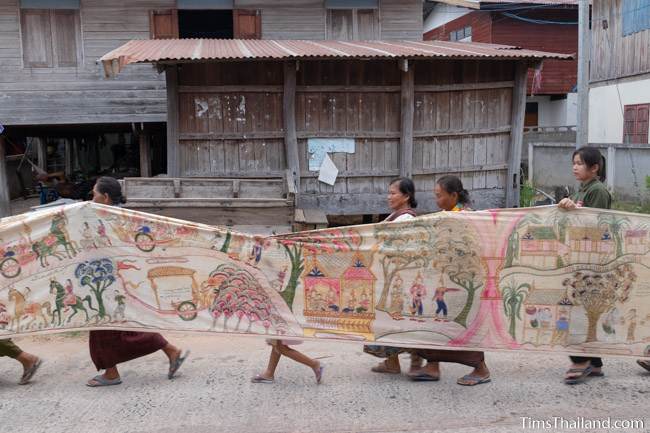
[423,3,471,33]
[528,94,576,127]
[589,77,650,144]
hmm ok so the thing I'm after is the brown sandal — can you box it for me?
[371,361,400,374]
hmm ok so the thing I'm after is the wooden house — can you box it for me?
[99,38,569,220]
[424,0,578,129]
[567,226,615,263]
[0,0,423,219]
[522,283,572,346]
[519,225,563,268]
[624,229,648,255]
[589,0,650,172]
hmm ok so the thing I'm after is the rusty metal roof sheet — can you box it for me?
[99,39,571,77]
[431,0,577,8]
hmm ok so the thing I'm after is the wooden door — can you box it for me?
[234,9,261,39]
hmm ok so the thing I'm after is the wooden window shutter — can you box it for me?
[637,105,649,144]
[149,9,179,39]
[623,105,637,143]
[356,9,378,40]
[233,9,261,39]
[21,9,53,67]
[327,9,353,40]
[52,10,80,67]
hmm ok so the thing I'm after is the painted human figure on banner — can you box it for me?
[63,279,76,312]
[388,275,405,317]
[409,272,426,319]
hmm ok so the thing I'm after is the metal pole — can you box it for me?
[576,0,590,149]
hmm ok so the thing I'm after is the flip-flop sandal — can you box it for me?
[19,358,43,385]
[251,374,274,384]
[86,375,122,387]
[637,360,650,372]
[168,350,190,379]
[588,370,605,377]
[314,365,324,384]
[457,374,491,386]
[564,366,593,385]
[409,373,440,382]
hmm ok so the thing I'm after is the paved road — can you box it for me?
[1,333,649,433]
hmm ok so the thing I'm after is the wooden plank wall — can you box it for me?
[0,0,170,126]
[235,0,423,41]
[294,59,514,214]
[591,0,650,82]
[412,60,513,211]
[174,59,516,214]
[177,62,286,177]
[295,60,401,214]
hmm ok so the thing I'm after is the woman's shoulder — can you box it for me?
[393,213,415,221]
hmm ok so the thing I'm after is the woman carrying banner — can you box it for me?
[364,177,425,375]
[86,176,189,387]
[0,339,42,384]
[557,147,611,385]
[407,175,491,386]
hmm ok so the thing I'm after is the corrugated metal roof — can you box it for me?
[430,0,577,8]
[99,39,572,77]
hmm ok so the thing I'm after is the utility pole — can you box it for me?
[576,0,590,149]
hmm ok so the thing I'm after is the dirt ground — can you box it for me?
[1,332,649,433]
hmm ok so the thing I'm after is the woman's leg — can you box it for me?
[256,347,282,380]
[275,343,320,371]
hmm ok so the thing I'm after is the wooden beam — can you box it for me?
[179,85,283,93]
[64,138,73,177]
[139,132,151,178]
[283,61,301,202]
[414,81,515,92]
[297,85,401,93]
[0,137,10,217]
[36,137,46,172]
[166,65,180,177]
[400,64,415,179]
[506,61,528,208]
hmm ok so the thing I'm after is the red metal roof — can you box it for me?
[99,39,571,77]
[432,0,577,8]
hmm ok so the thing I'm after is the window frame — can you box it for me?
[326,8,380,40]
[20,8,82,69]
[623,103,650,144]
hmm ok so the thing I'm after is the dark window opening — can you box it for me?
[525,102,539,127]
[178,9,233,38]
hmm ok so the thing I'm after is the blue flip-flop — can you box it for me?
[87,374,122,387]
[168,350,190,379]
[410,373,440,382]
[457,374,491,386]
[19,358,43,385]
[564,366,593,385]
[315,365,325,384]
[251,374,275,384]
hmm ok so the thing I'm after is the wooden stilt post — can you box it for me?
[0,136,11,217]
[283,61,300,204]
[399,59,414,179]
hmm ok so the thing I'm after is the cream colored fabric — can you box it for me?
[0,202,648,358]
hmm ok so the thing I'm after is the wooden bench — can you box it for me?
[122,172,297,233]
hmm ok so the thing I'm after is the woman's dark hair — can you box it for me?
[95,176,125,205]
[437,175,470,205]
[390,177,418,208]
[573,146,606,181]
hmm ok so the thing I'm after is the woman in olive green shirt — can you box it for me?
[558,146,610,384]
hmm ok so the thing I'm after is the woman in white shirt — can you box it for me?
[364,177,424,374]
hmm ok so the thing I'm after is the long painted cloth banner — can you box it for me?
[1,202,649,358]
